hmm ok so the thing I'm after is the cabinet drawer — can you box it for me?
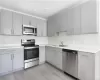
[0,49,14,55]
[78,51,95,80]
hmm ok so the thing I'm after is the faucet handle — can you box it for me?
[61,41,63,45]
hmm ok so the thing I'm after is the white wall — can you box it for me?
[48,33,100,47]
[0,35,48,46]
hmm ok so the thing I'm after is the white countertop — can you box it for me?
[46,44,100,53]
[0,44,100,53]
[0,44,23,49]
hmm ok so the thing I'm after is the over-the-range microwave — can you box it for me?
[22,25,37,36]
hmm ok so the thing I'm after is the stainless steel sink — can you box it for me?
[59,45,68,47]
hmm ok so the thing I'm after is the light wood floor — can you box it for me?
[0,63,76,80]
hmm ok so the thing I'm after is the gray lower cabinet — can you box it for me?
[53,47,62,70]
[0,48,24,75]
[39,46,45,64]
[78,51,95,80]
[0,52,12,75]
[45,46,62,70]
[13,48,24,71]
[0,9,13,35]
[81,0,97,34]
[13,12,23,35]
[45,46,54,64]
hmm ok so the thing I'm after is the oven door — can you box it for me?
[24,46,39,62]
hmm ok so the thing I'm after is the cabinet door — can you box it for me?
[72,6,81,35]
[0,9,12,35]
[42,20,47,36]
[67,8,74,35]
[78,52,95,80]
[39,46,45,64]
[45,46,51,62]
[45,46,54,64]
[45,47,62,70]
[67,5,81,35]
[47,17,58,37]
[37,19,47,36]
[13,12,23,35]
[31,17,37,26]
[23,15,31,25]
[53,48,62,70]
[0,53,12,74]
[13,48,24,70]
[81,0,97,34]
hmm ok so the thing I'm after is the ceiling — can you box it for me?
[0,0,88,19]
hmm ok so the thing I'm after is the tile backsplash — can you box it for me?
[0,33,100,47]
[48,33,100,47]
[0,35,48,46]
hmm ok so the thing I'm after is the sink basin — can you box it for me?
[52,45,57,46]
[59,45,68,47]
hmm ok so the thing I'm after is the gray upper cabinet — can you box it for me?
[0,9,13,35]
[0,9,46,36]
[47,17,58,37]
[73,6,81,34]
[31,17,37,26]
[81,0,97,34]
[68,5,81,35]
[47,8,69,36]
[47,4,81,36]
[67,8,74,35]
[47,0,97,36]
[13,12,23,35]
[37,19,47,37]
[23,15,32,25]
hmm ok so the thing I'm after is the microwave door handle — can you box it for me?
[34,28,36,34]
[35,28,37,34]
[34,28,35,34]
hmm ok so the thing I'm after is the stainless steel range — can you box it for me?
[21,39,39,69]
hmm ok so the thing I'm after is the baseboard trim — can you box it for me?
[12,67,24,72]
[39,61,46,65]
[46,61,63,72]
[0,67,24,76]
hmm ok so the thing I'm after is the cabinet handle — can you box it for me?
[11,29,13,34]
[11,54,14,60]
[13,54,14,59]
[11,54,13,60]
[29,21,31,25]
[82,54,88,57]
[11,29,14,34]
[13,29,14,34]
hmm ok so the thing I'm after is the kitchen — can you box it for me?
[0,0,100,80]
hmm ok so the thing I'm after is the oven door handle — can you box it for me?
[24,47,39,49]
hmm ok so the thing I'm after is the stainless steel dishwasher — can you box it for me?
[62,49,78,78]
